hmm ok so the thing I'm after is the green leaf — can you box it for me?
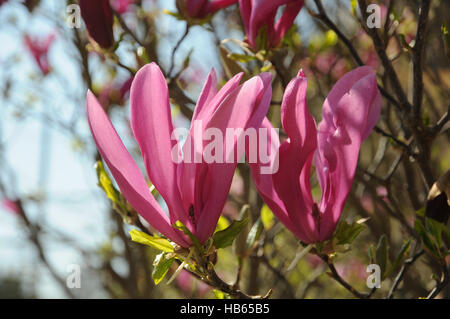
[137,46,150,64]
[96,161,138,224]
[415,217,449,260]
[416,207,426,217]
[173,221,202,252]
[335,220,365,245]
[246,218,263,249]
[216,216,230,232]
[260,61,273,72]
[219,46,250,81]
[129,229,174,252]
[350,0,358,15]
[425,218,444,248]
[324,30,338,47]
[95,161,124,210]
[162,9,185,21]
[233,205,251,257]
[281,24,301,49]
[213,289,231,299]
[152,253,174,285]
[442,22,450,58]
[213,217,249,249]
[182,48,194,69]
[368,244,376,264]
[261,204,274,230]
[227,53,257,63]
[255,25,268,51]
[415,219,441,258]
[376,235,389,278]
[442,223,450,243]
[386,239,411,278]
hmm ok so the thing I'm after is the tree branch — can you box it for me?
[387,249,424,299]
[322,255,375,299]
[412,0,431,118]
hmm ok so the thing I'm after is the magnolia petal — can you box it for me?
[191,69,218,123]
[247,119,294,229]
[239,0,252,37]
[86,90,189,246]
[130,63,189,228]
[186,0,206,17]
[177,72,243,222]
[274,74,319,243]
[194,72,243,124]
[194,72,272,243]
[271,0,304,47]
[204,0,238,15]
[245,0,301,48]
[315,67,381,240]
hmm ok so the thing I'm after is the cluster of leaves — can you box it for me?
[415,208,450,261]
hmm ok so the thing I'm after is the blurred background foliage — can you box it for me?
[0,0,449,298]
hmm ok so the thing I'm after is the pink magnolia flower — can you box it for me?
[239,0,304,50]
[87,63,272,246]
[314,52,349,80]
[24,33,55,75]
[176,270,211,296]
[110,0,133,14]
[249,66,381,243]
[176,0,238,19]
[79,0,114,48]
[97,76,134,109]
[335,259,367,281]
[2,198,22,216]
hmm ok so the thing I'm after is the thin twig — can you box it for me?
[113,9,145,47]
[373,126,417,157]
[259,254,296,298]
[426,261,449,299]
[312,0,401,111]
[358,0,411,112]
[412,0,431,118]
[430,105,450,136]
[322,255,374,299]
[313,0,363,66]
[168,25,190,77]
[17,201,76,299]
[387,249,424,299]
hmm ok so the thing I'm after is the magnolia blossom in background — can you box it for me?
[110,0,134,14]
[97,76,134,109]
[1,199,21,216]
[87,63,272,246]
[239,0,304,50]
[176,270,211,296]
[24,33,55,75]
[335,259,367,281]
[176,0,238,19]
[78,0,114,48]
[314,52,349,80]
[249,66,381,243]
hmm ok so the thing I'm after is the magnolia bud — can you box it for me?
[426,170,450,224]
